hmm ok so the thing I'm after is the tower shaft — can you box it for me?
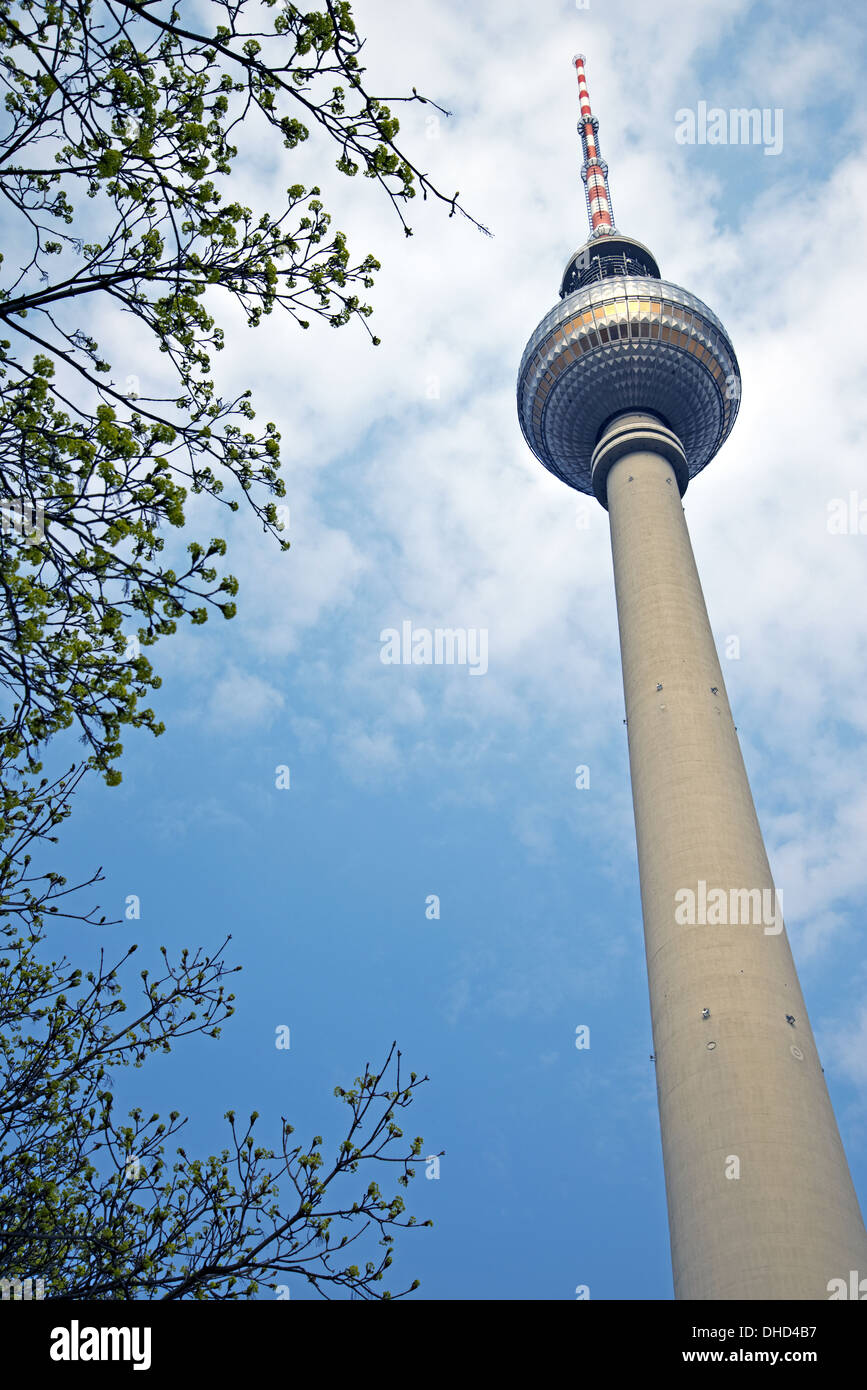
[598,413,867,1299]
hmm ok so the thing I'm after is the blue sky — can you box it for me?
[26,0,867,1298]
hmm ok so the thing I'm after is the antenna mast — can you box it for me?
[573,54,615,237]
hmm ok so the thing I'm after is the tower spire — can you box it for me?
[573,54,615,237]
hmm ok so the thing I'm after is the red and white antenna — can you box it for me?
[573,54,615,237]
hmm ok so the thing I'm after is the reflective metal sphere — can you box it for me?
[517,274,740,500]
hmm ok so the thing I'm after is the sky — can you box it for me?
[28,0,867,1299]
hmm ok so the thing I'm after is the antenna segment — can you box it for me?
[573,54,615,237]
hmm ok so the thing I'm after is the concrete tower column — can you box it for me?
[593,411,867,1300]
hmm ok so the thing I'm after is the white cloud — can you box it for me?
[206,666,285,731]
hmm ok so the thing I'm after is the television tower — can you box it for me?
[517,55,867,1300]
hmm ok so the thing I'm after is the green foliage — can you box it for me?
[0,767,439,1299]
[0,0,484,779]
[0,0,465,1302]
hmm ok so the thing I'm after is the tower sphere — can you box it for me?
[517,244,741,504]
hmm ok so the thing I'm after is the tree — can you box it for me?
[0,764,441,1299]
[0,0,467,1300]
[0,0,486,780]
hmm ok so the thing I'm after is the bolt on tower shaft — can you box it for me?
[518,58,867,1299]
